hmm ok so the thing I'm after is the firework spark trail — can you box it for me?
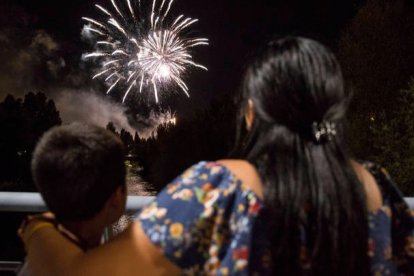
[111,0,124,18]
[85,52,110,58]
[83,0,208,103]
[85,27,106,36]
[127,0,135,18]
[96,5,111,17]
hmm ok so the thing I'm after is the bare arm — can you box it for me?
[351,160,383,212]
[26,222,181,276]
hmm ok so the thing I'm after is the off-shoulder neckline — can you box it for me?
[203,160,391,218]
[200,161,265,203]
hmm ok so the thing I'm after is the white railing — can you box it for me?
[0,261,22,274]
[0,192,155,274]
[1,192,413,274]
[1,192,413,212]
[0,192,155,213]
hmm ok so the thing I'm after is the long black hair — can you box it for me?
[237,37,369,275]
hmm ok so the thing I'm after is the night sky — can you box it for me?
[0,0,364,133]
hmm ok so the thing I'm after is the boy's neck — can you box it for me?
[61,219,106,250]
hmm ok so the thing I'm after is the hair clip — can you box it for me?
[312,121,337,143]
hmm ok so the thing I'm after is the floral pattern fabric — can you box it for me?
[362,161,414,275]
[138,161,414,275]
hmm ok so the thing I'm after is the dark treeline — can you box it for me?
[0,92,61,191]
[0,91,237,193]
[107,95,238,191]
[0,94,61,263]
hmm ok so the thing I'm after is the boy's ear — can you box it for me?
[245,99,255,130]
[103,185,127,225]
[109,185,127,210]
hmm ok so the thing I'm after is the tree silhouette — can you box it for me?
[130,94,237,191]
[0,92,61,191]
[22,92,62,151]
[0,95,26,183]
[106,122,118,135]
[120,129,133,153]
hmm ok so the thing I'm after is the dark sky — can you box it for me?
[0,0,365,132]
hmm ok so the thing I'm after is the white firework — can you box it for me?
[83,0,208,103]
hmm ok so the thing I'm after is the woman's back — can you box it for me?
[221,159,414,274]
[138,160,414,275]
[139,37,414,274]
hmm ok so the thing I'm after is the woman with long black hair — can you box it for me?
[21,37,414,275]
[236,36,370,275]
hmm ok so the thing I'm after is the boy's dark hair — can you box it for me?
[32,123,126,221]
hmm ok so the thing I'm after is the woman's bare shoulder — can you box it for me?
[217,159,264,199]
[351,160,383,212]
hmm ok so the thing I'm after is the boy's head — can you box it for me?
[32,123,126,222]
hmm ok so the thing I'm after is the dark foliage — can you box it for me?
[140,95,237,191]
[338,0,414,194]
[0,92,61,191]
[108,94,237,192]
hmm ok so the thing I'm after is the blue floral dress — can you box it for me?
[138,161,414,275]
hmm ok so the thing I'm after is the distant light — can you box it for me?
[170,117,177,125]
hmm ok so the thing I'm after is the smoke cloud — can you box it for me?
[55,90,136,134]
[0,29,65,99]
[0,5,171,137]
[134,110,177,138]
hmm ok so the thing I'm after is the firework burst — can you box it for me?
[83,0,208,103]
